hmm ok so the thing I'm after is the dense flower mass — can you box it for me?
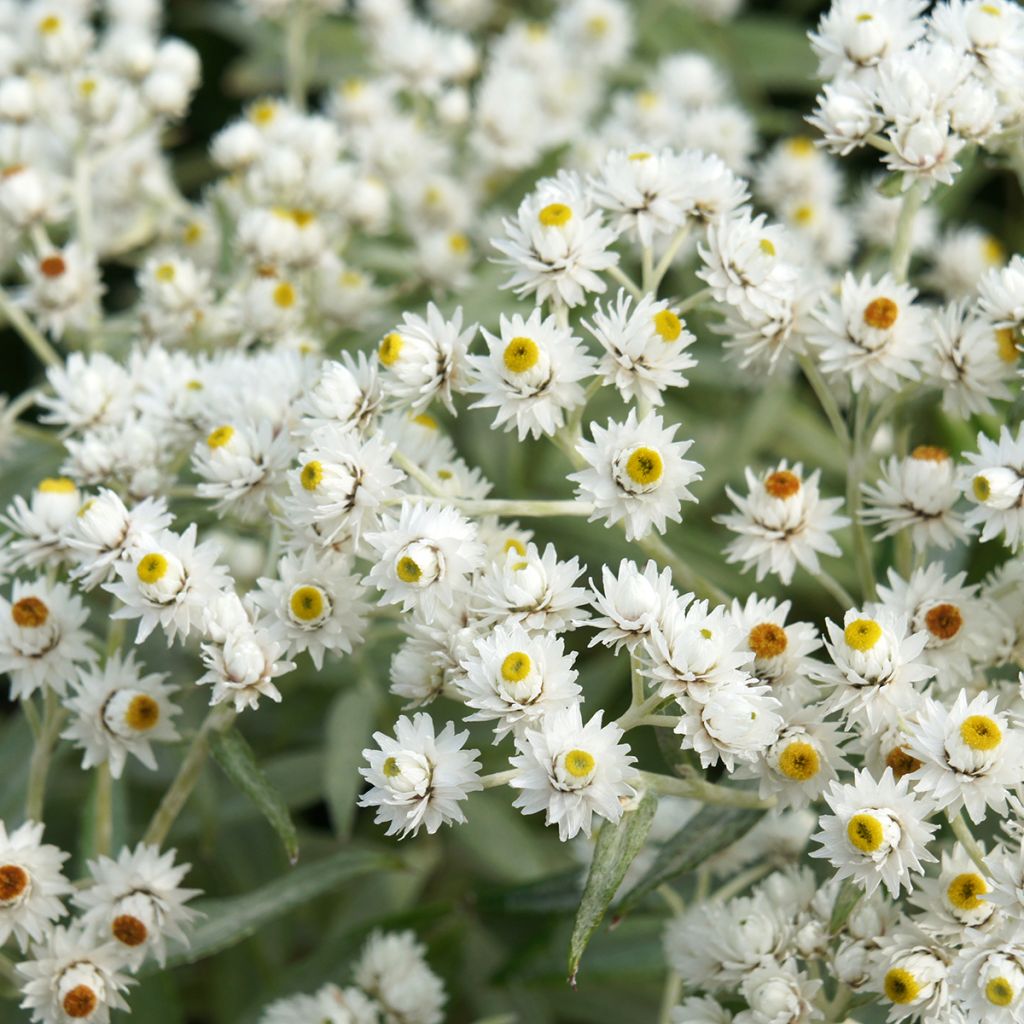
[0,0,1023,1021]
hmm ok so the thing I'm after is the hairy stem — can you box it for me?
[890,181,922,284]
[25,688,66,821]
[0,285,60,367]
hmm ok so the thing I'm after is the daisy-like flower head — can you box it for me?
[1,477,80,570]
[904,689,1023,825]
[474,541,590,632]
[74,843,200,969]
[37,352,129,435]
[284,424,405,545]
[979,254,1024,338]
[588,147,692,249]
[646,596,754,705]
[65,489,172,591]
[861,446,969,553]
[807,79,884,155]
[811,768,938,898]
[736,957,822,1024]
[729,594,822,699]
[17,923,132,1024]
[717,461,848,586]
[0,820,72,952]
[492,169,620,309]
[570,409,703,541]
[585,557,677,653]
[961,424,1024,549]
[819,607,934,728]
[467,307,594,440]
[61,650,180,778]
[353,930,446,1024]
[359,713,482,838]
[252,548,367,672]
[510,704,637,841]
[875,564,988,691]
[104,525,231,645]
[459,623,582,742]
[200,591,296,712]
[808,272,927,395]
[952,927,1024,1023]
[583,289,697,408]
[295,351,383,436]
[675,679,783,771]
[908,846,999,937]
[873,925,953,1023]
[19,243,104,341]
[987,837,1024,921]
[377,302,476,414]
[0,577,96,700]
[364,500,484,616]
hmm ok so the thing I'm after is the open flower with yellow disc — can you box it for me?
[811,767,938,898]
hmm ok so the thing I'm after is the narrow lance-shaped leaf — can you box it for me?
[209,726,299,864]
[829,878,864,934]
[568,790,658,986]
[324,684,379,839]
[617,803,766,916]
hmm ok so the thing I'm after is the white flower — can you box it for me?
[466,307,595,440]
[905,689,1023,825]
[811,768,938,897]
[808,272,927,395]
[510,704,637,841]
[253,549,367,672]
[200,591,296,711]
[962,424,1024,549]
[809,0,927,81]
[61,650,180,778]
[861,446,969,552]
[671,995,733,1024]
[492,170,619,308]
[585,557,677,653]
[0,578,96,700]
[377,303,476,414]
[1,477,80,570]
[584,289,697,407]
[0,820,72,952]
[474,542,590,632]
[819,607,934,728]
[459,623,582,741]
[37,352,131,434]
[359,713,482,838]
[874,926,953,1023]
[104,525,231,645]
[74,843,200,968]
[364,501,484,616]
[18,244,104,339]
[570,409,703,541]
[735,958,821,1024]
[908,846,999,936]
[17,924,132,1024]
[979,254,1024,336]
[353,930,446,1024]
[808,80,883,155]
[717,462,848,586]
[296,352,383,435]
[951,928,1024,1023]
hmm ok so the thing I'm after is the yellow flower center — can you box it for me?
[538,202,572,227]
[12,596,49,627]
[759,238,776,256]
[38,477,76,494]
[984,235,1004,264]
[748,622,788,659]
[586,14,609,35]
[960,714,1002,751]
[273,281,296,308]
[340,270,363,287]
[206,425,234,449]
[786,136,816,156]
[764,469,801,499]
[844,618,882,652]
[973,474,992,501]
[625,446,663,485]
[125,694,160,732]
[382,756,401,778]
[996,327,1020,363]
[946,871,987,910]
[413,412,438,430]
[503,336,540,373]
[289,586,325,621]
[629,151,652,161]
[300,460,323,492]
[396,556,422,583]
[863,297,899,329]
[500,652,532,682]
[503,538,526,556]
[856,12,875,22]
[449,232,470,254]
[379,332,403,366]
[39,14,61,34]
[884,968,921,1005]
[987,977,1015,1007]
[563,749,595,778]
[137,553,169,584]
[155,262,176,282]
[777,741,820,781]
[183,222,203,245]
[653,309,682,341]
[980,3,1002,15]
[911,444,949,462]
[793,204,815,225]
[847,812,885,853]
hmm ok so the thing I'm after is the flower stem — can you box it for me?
[94,762,112,858]
[947,809,988,873]
[0,285,60,367]
[641,246,655,293]
[638,769,775,809]
[658,969,683,1024]
[616,691,666,732]
[25,688,66,821]
[709,858,775,903]
[143,704,237,848]
[635,531,729,605]
[395,495,595,518]
[607,263,643,300]
[650,225,691,292]
[846,394,877,601]
[675,286,712,316]
[797,354,850,453]
[285,9,311,110]
[480,769,517,789]
[890,181,923,284]
[815,567,856,608]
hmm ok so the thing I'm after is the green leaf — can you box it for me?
[617,804,766,915]
[568,791,658,985]
[324,684,378,839]
[478,869,585,916]
[209,726,299,864]
[158,849,400,970]
[877,172,905,198]
[0,713,34,822]
[828,878,864,934]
